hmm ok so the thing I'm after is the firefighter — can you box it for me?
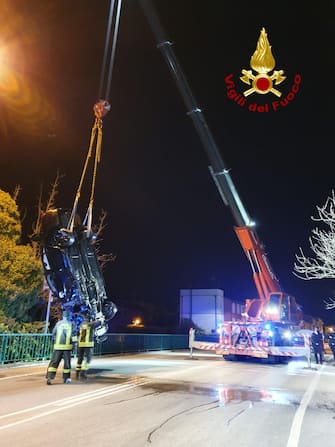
[75,315,100,380]
[46,310,76,385]
[311,327,324,365]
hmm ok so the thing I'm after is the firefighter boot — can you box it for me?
[80,371,87,380]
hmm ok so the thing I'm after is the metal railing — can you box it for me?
[0,334,54,365]
[0,333,189,366]
[94,333,188,355]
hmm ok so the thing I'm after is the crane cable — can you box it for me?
[67,0,123,234]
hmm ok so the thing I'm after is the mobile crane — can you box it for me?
[139,0,306,361]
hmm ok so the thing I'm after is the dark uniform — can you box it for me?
[75,319,98,379]
[328,333,335,361]
[46,313,75,384]
[311,328,324,364]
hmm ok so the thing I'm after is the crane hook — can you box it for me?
[93,99,111,119]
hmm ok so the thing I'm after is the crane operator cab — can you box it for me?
[264,292,302,324]
[246,292,302,324]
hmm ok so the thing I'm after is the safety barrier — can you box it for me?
[0,334,54,366]
[0,333,189,366]
[94,333,188,356]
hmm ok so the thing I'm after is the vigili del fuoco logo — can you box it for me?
[224,27,301,112]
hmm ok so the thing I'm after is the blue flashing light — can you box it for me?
[283,330,292,339]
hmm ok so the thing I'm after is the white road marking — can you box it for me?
[0,378,150,430]
[286,364,324,447]
[0,372,42,380]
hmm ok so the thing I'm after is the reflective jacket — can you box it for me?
[52,318,74,350]
[78,321,96,348]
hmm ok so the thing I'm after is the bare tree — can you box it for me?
[30,170,64,255]
[294,190,335,309]
[12,184,22,202]
[28,171,65,327]
[94,208,117,269]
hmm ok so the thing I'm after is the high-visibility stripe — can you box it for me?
[78,342,94,347]
[54,322,73,349]
[53,344,73,350]
[78,323,94,347]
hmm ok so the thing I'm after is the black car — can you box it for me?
[39,208,117,341]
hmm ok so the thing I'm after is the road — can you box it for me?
[1,350,335,447]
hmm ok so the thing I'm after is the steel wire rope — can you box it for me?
[68,0,123,233]
[98,0,123,102]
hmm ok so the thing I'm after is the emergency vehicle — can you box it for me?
[139,0,307,361]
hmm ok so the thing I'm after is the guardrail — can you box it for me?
[0,334,54,365]
[0,333,189,366]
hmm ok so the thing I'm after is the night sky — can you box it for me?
[1,1,334,324]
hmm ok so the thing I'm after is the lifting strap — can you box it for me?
[67,0,123,234]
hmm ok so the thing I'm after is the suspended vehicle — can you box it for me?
[39,0,123,341]
[139,0,306,361]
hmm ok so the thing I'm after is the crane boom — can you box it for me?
[139,0,302,324]
[139,0,252,228]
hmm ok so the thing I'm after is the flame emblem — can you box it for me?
[240,28,286,97]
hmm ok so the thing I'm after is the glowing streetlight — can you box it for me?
[127,317,144,328]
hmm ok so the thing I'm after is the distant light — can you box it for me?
[0,45,10,82]
[127,317,144,328]
[283,330,292,339]
[0,45,7,62]
[265,305,279,315]
[262,329,273,337]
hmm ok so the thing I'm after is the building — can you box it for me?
[179,288,245,334]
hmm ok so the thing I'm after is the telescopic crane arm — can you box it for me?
[139,0,251,229]
[138,0,295,321]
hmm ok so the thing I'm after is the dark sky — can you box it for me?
[1,0,335,323]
